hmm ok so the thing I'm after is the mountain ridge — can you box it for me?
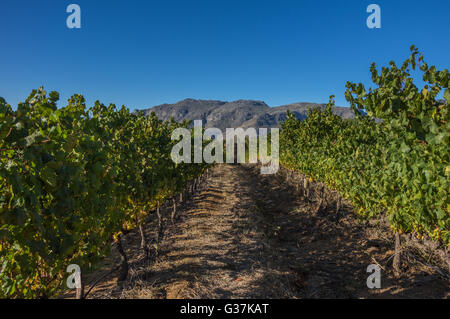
[136,98,355,130]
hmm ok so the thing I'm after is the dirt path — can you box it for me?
[73,164,449,299]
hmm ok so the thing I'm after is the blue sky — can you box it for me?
[1,0,449,110]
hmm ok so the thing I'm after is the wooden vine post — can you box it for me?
[116,235,129,284]
[138,224,150,260]
[75,274,84,299]
[393,232,401,275]
[171,197,177,223]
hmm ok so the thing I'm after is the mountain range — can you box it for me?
[137,99,355,130]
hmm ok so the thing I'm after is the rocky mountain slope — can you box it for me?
[137,99,354,130]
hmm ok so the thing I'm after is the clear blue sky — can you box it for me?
[1,0,449,110]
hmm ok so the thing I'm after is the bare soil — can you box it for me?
[64,164,449,299]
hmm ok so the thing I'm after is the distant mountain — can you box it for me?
[137,99,354,130]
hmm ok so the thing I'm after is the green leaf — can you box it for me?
[444,89,450,105]
[39,166,57,187]
[399,142,411,153]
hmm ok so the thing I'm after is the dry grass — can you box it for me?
[63,164,449,299]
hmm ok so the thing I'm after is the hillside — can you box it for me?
[137,99,355,130]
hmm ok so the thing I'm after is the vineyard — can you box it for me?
[0,47,449,298]
[0,92,208,298]
[280,47,449,251]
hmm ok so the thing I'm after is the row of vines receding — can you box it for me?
[0,90,209,298]
[280,46,449,253]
